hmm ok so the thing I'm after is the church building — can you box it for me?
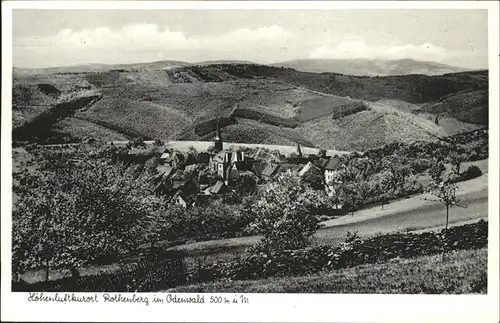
[209,119,245,185]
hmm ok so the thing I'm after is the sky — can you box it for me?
[12,9,489,69]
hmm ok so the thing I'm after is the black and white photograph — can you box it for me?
[1,1,499,322]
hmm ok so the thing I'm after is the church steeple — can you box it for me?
[214,118,223,152]
[296,143,303,158]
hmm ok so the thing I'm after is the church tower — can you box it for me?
[214,118,223,152]
[296,143,303,158]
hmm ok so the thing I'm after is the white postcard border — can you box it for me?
[1,2,499,322]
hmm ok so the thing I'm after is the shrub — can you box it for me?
[462,165,482,181]
[191,220,487,283]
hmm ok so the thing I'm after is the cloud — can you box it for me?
[309,40,449,62]
[13,24,293,68]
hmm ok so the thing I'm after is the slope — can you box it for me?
[11,64,488,150]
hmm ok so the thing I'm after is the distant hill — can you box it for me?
[272,59,470,76]
[13,60,257,76]
[13,60,191,75]
[12,62,488,150]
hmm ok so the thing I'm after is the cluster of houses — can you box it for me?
[144,122,342,208]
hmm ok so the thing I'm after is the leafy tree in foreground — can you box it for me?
[251,172,327,253]
[12,146,163,281]
[302,165,326,191]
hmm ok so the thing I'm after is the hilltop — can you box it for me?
[12,62,488,150]
[272,58,469,76]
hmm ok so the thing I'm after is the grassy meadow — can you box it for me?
[167,247,487,294]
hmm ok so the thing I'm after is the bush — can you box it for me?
[190,220,488,283]
[462,165,482,180]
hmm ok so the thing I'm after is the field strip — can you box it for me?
[407,217,488,234]
[320,172,488,229]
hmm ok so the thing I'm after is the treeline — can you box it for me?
[231,107,299,128]
[325,129,488,210]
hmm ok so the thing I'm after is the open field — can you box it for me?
[166,247,487,293]
[53,117,129,141]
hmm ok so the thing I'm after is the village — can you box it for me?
[123,121,343,209]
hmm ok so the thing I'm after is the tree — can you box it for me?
[251,172,327,252]
[130,137,146,148]
[144,156,159,175]
[369,170,393,209]
[338,182,362,216]
[448,150,467,175]
[301,165,326,191]
[318,149,327,158]
[383,153,413,193]
[141,195,170,251]
[186,201,248,240]
[428,170,465,236]
[234,172,257,197]
[12,145,163,281]
[197,169,210,185]
[186,146,198,165]
[429,160,446,182]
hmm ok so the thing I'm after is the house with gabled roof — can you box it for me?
[198,152,211,164]
[208,180,229,195]
[210,150,245,178]
[315,157,331,170]
[171,190,188,208]
[278,163,303,174]
[164,151,185,168]
[261,163,280,180]
[299,161,313,177]
[252,162,266,179]
[153,181,169,196]
[324,157,341,185]
[172,177,200,196]
[159,148,172,164]
[156,165,175,180]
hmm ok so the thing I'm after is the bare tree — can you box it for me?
[428,171,466,236]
